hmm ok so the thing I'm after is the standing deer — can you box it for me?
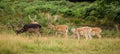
[47,23,68,38]
[71,26,102,40]
[10,15,41,36]
[71,26,92,40]
[46,13,68,38]
[91,27,102,38]
[10,23,41,36]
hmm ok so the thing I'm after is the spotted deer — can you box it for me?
[71,26,92,40]
[47,23,68,38]
[91,27,102,38]
[71,26,102,40]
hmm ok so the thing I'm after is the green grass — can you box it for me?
[0,33,120,54]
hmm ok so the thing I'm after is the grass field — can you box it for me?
[0,33,120,54]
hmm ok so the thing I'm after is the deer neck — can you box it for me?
[50,25,55,30]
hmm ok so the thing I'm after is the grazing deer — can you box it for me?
[10,23,41,36]
[71,26,92,40]
[47,23,68,38]
[71,26,102,40]
[28,15,38,24]
[91,27,102,38]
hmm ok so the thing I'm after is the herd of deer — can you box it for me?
[10,15,102,40]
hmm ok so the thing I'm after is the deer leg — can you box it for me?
[65,29,68,38]
[36,31,41,37]
[64,32,68,38]
[55,32,58,36]
[84,34,88,40]
[72,33,76,39]
[56,32,60,37]
[76,33,80,40]
[88,33,92,39]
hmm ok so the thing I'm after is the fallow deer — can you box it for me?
[71,26,102,40]
[10,23,41,36]
[91,27,102,38]
[47,23,68,38]
[71,26,92,40]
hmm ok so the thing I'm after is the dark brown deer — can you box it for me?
[10,23,42,36]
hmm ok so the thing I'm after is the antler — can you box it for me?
[9,23,15,31]
[28,15,33,21]
[53,15,58,22]
[28,15,37,21]
[33,15,37,20]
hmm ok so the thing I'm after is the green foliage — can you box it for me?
[102,30,120,38]
[0,0,120,24]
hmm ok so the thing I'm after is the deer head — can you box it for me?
[28,15,38,24]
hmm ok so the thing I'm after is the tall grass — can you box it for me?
[0,33,120,54]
